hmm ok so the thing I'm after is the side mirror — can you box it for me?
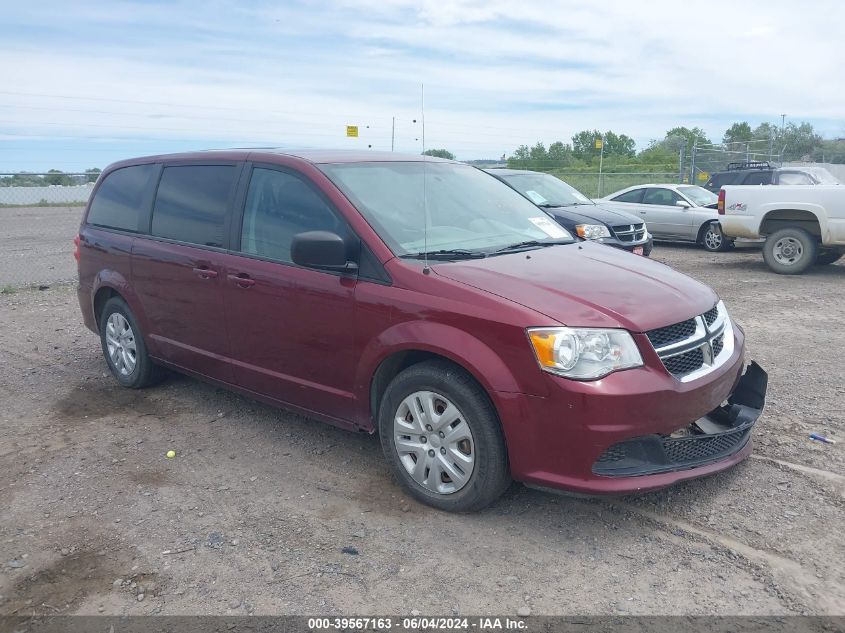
[291,231,357,273]
[675,200,691,209]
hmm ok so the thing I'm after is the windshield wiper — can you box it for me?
[537,202,574,208]
[399,249,487,260]
[493,239,569,254]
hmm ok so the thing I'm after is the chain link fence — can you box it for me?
[0,174,91,289]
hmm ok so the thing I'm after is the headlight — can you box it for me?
[575,224,611,240]
[527,327,643,380]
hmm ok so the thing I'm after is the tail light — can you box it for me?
[73,234,81,263]
[717,190,725,215]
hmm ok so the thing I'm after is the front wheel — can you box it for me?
[700,222,732,252]
[378,360,511,512]
[763,227,818,275]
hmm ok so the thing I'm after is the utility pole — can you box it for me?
[780,114,786,138]
[391,116,395,152]
[596,136,605,197]
[689,140,698,185]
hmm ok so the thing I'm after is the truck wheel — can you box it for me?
[700,222,732,252]
[816,250,843,266]
[763,227,818,275]
[378,360,511,512]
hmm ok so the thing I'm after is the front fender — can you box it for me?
[354,320,543,428]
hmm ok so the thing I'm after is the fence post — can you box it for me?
[689,140,697,185]
[678,145,685,183]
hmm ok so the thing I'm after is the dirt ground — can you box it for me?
[0,241,843,618]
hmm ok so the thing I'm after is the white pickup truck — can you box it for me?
[718,185,844,274]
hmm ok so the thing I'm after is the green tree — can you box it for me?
[780,122,822,160]
[571,129,603,162]
[572,130,635,162]
[547,141,573,165]
[722,122,753,146]
[664,126,710,154]
[84,167,102,183]
[422,149,455,160]
[44,169,71,186]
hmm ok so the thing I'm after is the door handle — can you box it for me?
[192,267,218,279]
[227,273,255,288]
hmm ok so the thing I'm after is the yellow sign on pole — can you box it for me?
[595,138,603,149]
[697,171,709,181]
[346,125,359,138]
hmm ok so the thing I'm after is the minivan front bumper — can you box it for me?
[497,325,767,495]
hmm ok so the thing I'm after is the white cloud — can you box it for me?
[0,0,843,165]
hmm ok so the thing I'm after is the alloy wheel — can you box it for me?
[105,313,137,376]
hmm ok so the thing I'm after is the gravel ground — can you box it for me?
[0,237,843,617]
[0,206,83,288]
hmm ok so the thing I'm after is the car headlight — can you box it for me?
[527,327,643,380]
[575,224,611,240]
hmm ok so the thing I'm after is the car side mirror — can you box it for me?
[291,231,358,273]
[675,200,691,209]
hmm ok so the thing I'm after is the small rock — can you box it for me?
[113,578,124,589]
[137,593,145,602]
[6,560,25,569]
[250,477,257,482]
[98,605,105,613]
[341,546,359,556]
[400,505,410,513]
[228,599,242,609]
[231,539,239,546]
[517,606,531,617]
[410,609,421,616]
[60,548,70,556]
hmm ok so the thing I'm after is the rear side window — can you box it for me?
[709,173,739,188]
[777,172,813,185]
[612,189,644,203]
[87,164,156,231]
[240,167,344,263]
[151,165,237,248]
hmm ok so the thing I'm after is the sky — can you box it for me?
[1,0,844,172]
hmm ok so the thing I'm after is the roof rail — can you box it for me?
[726,161,771,171]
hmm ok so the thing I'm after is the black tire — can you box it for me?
[762,227,818,275]
[699,222,732,252]
[816,250,843,266]
[99,297,162,389]
[378,360,511,512]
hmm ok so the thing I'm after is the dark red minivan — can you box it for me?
[76,150,767,511]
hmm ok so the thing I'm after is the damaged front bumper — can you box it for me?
[592,361,768,477]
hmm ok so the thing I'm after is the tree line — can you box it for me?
[0,168,101,187]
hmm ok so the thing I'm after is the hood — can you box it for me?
[432,242,717,332]
[543,202,644,228]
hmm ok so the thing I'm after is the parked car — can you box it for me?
[704,161,840,193]
[599,184,731,252]
[484,168,653,256]
[719,184,845,274]
[76,150,767,512]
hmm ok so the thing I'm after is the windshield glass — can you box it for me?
[499,173,593,207]
[319,162,575,256]
[678,186,718,207]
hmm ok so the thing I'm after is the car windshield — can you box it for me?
[319,162,575,257]
[499,173,593,207]
[678,186,718,207]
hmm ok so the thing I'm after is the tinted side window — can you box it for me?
[240,168,343,263]
[742,171,772,185]
[612,189,644,203]
[710,173,738,188]
[151,165,236,248]
[87,164,156,231]
[642,188,682,206]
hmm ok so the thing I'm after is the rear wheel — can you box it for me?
[763,227,817,275]
[816,250,843,266]
[99,297,162,388]
[700,222,732,252]
[378,360,511,512]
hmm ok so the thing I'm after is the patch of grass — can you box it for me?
[1,285,16,294]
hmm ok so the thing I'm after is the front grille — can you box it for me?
[596,444,626,463]
[661,428,746,463]
[611,223,646,243]
[645,303,729,381]
[646,319,696,348]
[712,333,724,358]
[663,348,704,377]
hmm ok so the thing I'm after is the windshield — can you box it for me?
[499,173,593,207]
[319,162,575,256]
[678,186,718,207]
